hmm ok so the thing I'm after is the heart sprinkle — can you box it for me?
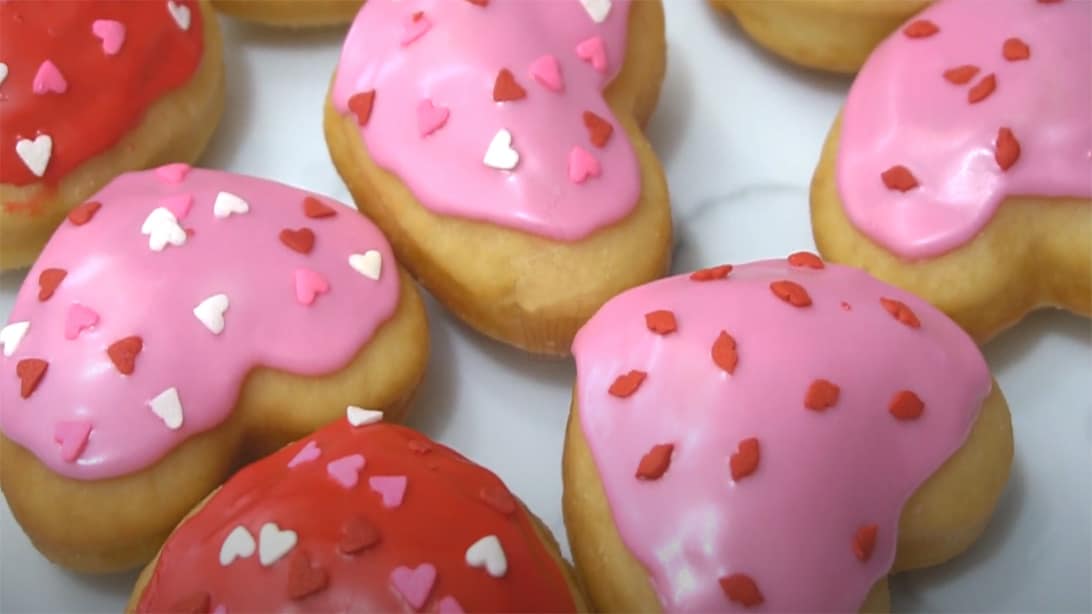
[107,336,143,375]
[729,437,760,481]
[348,250,382,280]
[17,359,48,398]
[193,294,229,334]
[483,129,520,170]
[369,475,408,508]
[287,441,321,468]
[15,134,53,177]
[465,534,508,577]
[347,405,383,426]
[219,526,256,566]
[711,331,738,374]
[326,454,366,489]
[635,443,674,480]
[1,322,30,357]
[38,268,67,301]
[148,387,184,430]
[258,522,298,566]
[608,370,646,397]
[390,564,437,609]
[91,19,126,55]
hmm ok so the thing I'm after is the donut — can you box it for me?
[710,0,929,74]
[564,256,1013,611]
[129,420,587,612]
[211,0,363,27]
[0,0,224,270]
[0,166,429,573]
[324,0,671,355]
[811,0,1091,341]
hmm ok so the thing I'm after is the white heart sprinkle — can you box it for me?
[140,207,187,251]
[347,405,383,427]
[219,525,256,566]
[348,250,382,281]
[167,0,191,30]
[15,135,52,178]
[0,63,8,87]
[193,293,229,335]
[148,387,184,430]
[483,129,519,170]
[213,191,249,218]
[258,522,297,566]
[465,534,508,578]
[1,321,30,357]
[579,0,612,23]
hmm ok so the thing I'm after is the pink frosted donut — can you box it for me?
[324,0,671,355]
[0,165,429,573]
[564,255,1013,612]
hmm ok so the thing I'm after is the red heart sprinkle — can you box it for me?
[609,370,646,397]
[729,437,760,481]
[635,443,674,480]
[902,19,939,38]
[16,358,48,399]
[880,297,921,328]
[1002,37,1030,61]
[583,111,613,148]
[1037,0,1062,3]
[287,551,329,600]
[995,127,1021,171]
[889,390,924,421]
[466,0,488,6]
[107,336,143,375]
[169,592,211,614]
[339,516,381,554]
[942,64,980,85]
[645,310,677,335]
[67,201,102,226]
[38,268,67,301]
[854,524,879,562]
[712,331,738,374]
[804,379,840,411]
[690,264,732,281]
[279,228,316,254]
[968,74,997,104]
[479,485,516,515]
[770,280,812,307]
[348,90,376,126]
[303,196,337,219]
[719,573,764,607]
[787,251,824,269]
[493,68,526,102]
[408,439,433,454]
[881,165,919,192]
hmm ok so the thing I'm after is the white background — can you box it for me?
[1,2,1090,611]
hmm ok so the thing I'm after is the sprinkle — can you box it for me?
[294,268,330,306]
[635,443,674,480]
[348,91,376,126]
[902,19,939,38]
[91,19,126,55]
[1,322,30,357]
[15,135,52,177]
[568,146,602,183]
[168,593,210,614]
[880,297,921,328]
[483,129,520,170]
[339,516,381,554]
[326,454,366,489]
[1002,37,1030,61]
[37,268,66,301]
[889,390,924,420]
[465,0,488,6]
[279,228,315,254]
[213,191,249,218]
[608,370,646,397]
[645,310,677,334]
[349,250,383,280]
[770,280,811,307]
[995,127,1021,171]
[347,405,383,426]
[854,524,878,562]
[712,331,738,374]
[390,564,437,610]
[166,0,191,30]
[219,526,257,566]
[493,68,527,102]
[64,304,99,340]
[942,64,980,85]
[804,379,840,411]
[53,420,91,462]
[416,99,450,137]
[0,63,7,87]
[720,573,764,607]
[479,486,516,515]
[369,475,408,508]
[32,60,67,95]
[68,201,102,226]
[465,535,508,577]
[163,194,193,219]
[193,294,229,334]
[437,597,465,614]
[691,264,732,281]
[107,336,143,375]
[304,196,338,218]
[149,387,184,430]
[579,0,612,22]
[729,437,760,481]
[408,440,433,454]
[576,36,608,72]
[583,111,613,148]
[401,11,432,46]
[258,522,298,566]
[787,251,824,269]
[968,73,997,104]
[141,207,186,251]
[287,551,329,600]
[530,54,564,92]
[287,440,321,468]
[881,165,918,192]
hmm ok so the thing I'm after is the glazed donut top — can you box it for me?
[0,166,399,480]
[837,0,1092,259]
[331,0,640,241]
[0,0,204,186]
[135,419,578,613]
[571,256,992,611]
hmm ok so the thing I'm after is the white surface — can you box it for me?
[2,2,1090,612]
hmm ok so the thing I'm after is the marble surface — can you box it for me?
[1,2,1090,612]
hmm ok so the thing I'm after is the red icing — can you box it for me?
[1,1,204,185]
[136,422,576,613]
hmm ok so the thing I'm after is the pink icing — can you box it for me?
[837,0,1092,259]
[572,257,992,611]
[0,167,400,480]
[331,0,640,241]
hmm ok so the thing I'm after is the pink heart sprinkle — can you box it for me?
[211,606,227,614]
[369,475,408,508]
[437,596,465,614]
[568,146,602,184]
[53,420,92,463]
[416,99,450,137]
[576,36,608,73]
[294,268,330,306]
[91,19,126,55]
[530,54,564,92]
[401,12,432,46]
[162,194,194,219]
[155,162,191,184]
[287,440,321,468]
[390,564,436,610]
[32,60,68,95]
[64,303,100,340]
[326,454,366,489]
